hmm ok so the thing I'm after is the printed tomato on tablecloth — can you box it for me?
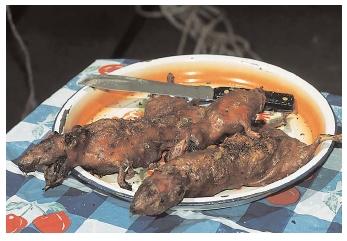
[6,200,71,233]
[6,213,28,233]
[98,64,124,75]
[266,187,301,206]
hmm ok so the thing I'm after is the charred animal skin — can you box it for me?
[130,127,340,215]
[17,89,266,190]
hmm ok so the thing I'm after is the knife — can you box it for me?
[78,74,294,112]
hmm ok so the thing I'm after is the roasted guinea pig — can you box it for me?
[130,126,341,216]
[17,88,266,191]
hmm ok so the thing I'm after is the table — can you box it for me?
[6,59,342,233]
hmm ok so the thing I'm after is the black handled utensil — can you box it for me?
[79,74,294,112]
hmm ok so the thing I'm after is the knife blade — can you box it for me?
[78,74,294,112]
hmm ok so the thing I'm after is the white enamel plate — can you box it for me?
[53,55,335,210]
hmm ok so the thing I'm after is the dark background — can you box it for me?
[6,5,342,132]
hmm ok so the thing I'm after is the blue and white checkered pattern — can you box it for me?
[6,59,342,233]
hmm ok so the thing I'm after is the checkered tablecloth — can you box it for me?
[6,59,342,233]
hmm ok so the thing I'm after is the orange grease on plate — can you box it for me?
[66,60,325,140]
[122,110,144,120]
[65,91,134,130]
[146,169,154,177]
[130,63,323,140]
